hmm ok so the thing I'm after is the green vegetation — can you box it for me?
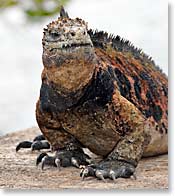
[0,0,70,20]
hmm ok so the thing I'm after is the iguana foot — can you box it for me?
[80,160,136,182]
[36,148,91,170]
[16,134,50,151]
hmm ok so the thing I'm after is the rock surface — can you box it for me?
[0,127,168,190]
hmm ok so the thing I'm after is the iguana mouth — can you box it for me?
[61,42,92,49]
[48,42,92,51]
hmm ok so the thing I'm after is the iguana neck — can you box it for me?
[40,46,98,113]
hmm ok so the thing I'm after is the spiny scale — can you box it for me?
[87,29,157,69]
[60,6,69,18]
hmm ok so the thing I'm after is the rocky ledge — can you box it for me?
[0,127,168,189]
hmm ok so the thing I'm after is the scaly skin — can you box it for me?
[18,7,168,181]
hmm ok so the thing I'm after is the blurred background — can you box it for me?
[0,0,168,135]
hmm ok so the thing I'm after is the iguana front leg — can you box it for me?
[80,129,145,181]
[80,91,149,181]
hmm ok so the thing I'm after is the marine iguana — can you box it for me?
[16,7,168,181]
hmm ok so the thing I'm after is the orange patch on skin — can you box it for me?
[43,59,95,94]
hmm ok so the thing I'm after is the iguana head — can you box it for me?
[42,8,92,51]
[42,7,96,95]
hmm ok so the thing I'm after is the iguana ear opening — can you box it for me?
[59,6,69,18]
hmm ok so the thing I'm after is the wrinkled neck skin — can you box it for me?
[41,45,97,113]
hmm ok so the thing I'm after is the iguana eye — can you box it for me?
[50,32,60,39]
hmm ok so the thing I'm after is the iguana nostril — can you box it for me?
[71,32,75,36]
